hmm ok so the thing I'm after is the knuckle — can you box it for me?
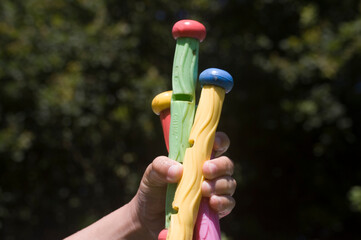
[151,156,170,176]
[219,196,236,218]
[225,177,236,195]
[222,157,234,175]
[152,156,168,167]
[227,177,234,189]
[225,196,235,210]
[230,196,236,208]
[231,178,237,195]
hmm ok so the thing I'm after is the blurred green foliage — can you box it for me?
[1,0,361,239]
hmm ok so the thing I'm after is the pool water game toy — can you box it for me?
[151,19,233,240]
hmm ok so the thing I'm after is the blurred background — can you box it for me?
[1,0,361,239]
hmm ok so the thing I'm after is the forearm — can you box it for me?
[64,197,150,240]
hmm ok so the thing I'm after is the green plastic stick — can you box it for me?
[165,20,206,229]
[166,37,197,227]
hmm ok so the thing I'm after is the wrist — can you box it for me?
[117,196,151,239]
[64,196,151,240]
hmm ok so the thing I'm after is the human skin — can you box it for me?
[64,132,236,240]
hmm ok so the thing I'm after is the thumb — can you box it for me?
[142,156,183,188]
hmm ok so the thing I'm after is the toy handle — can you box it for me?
[194,197,221,240]
[194,152,221,240]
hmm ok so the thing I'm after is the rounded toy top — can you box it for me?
[199,68,234,93]
[172,20,206,42]
[151,91,172,115]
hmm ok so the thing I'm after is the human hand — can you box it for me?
[202,131,236,218]
[130,131,236,239]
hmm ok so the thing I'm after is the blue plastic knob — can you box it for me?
[199,68,234,93]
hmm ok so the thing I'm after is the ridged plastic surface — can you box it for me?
[167,86,225,240]
[166,37,199,228]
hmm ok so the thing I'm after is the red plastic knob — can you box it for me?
[172,20,206,42]
[158,229,168,240]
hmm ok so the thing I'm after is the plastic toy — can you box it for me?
[151,20,233,240]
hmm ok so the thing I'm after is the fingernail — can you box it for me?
[202,181,212,194]
[167,164,182,182]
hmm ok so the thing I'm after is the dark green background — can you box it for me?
[1,0,361,239]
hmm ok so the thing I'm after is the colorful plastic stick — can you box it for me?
[151,91,172,151]
[167,68,233,240]
[163,19,206,236]
[194,197,221,240]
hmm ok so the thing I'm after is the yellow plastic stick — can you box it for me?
[167,68,233,240]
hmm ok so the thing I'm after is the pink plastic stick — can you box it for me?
[193,151,221,240]
[194,198,221,240]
